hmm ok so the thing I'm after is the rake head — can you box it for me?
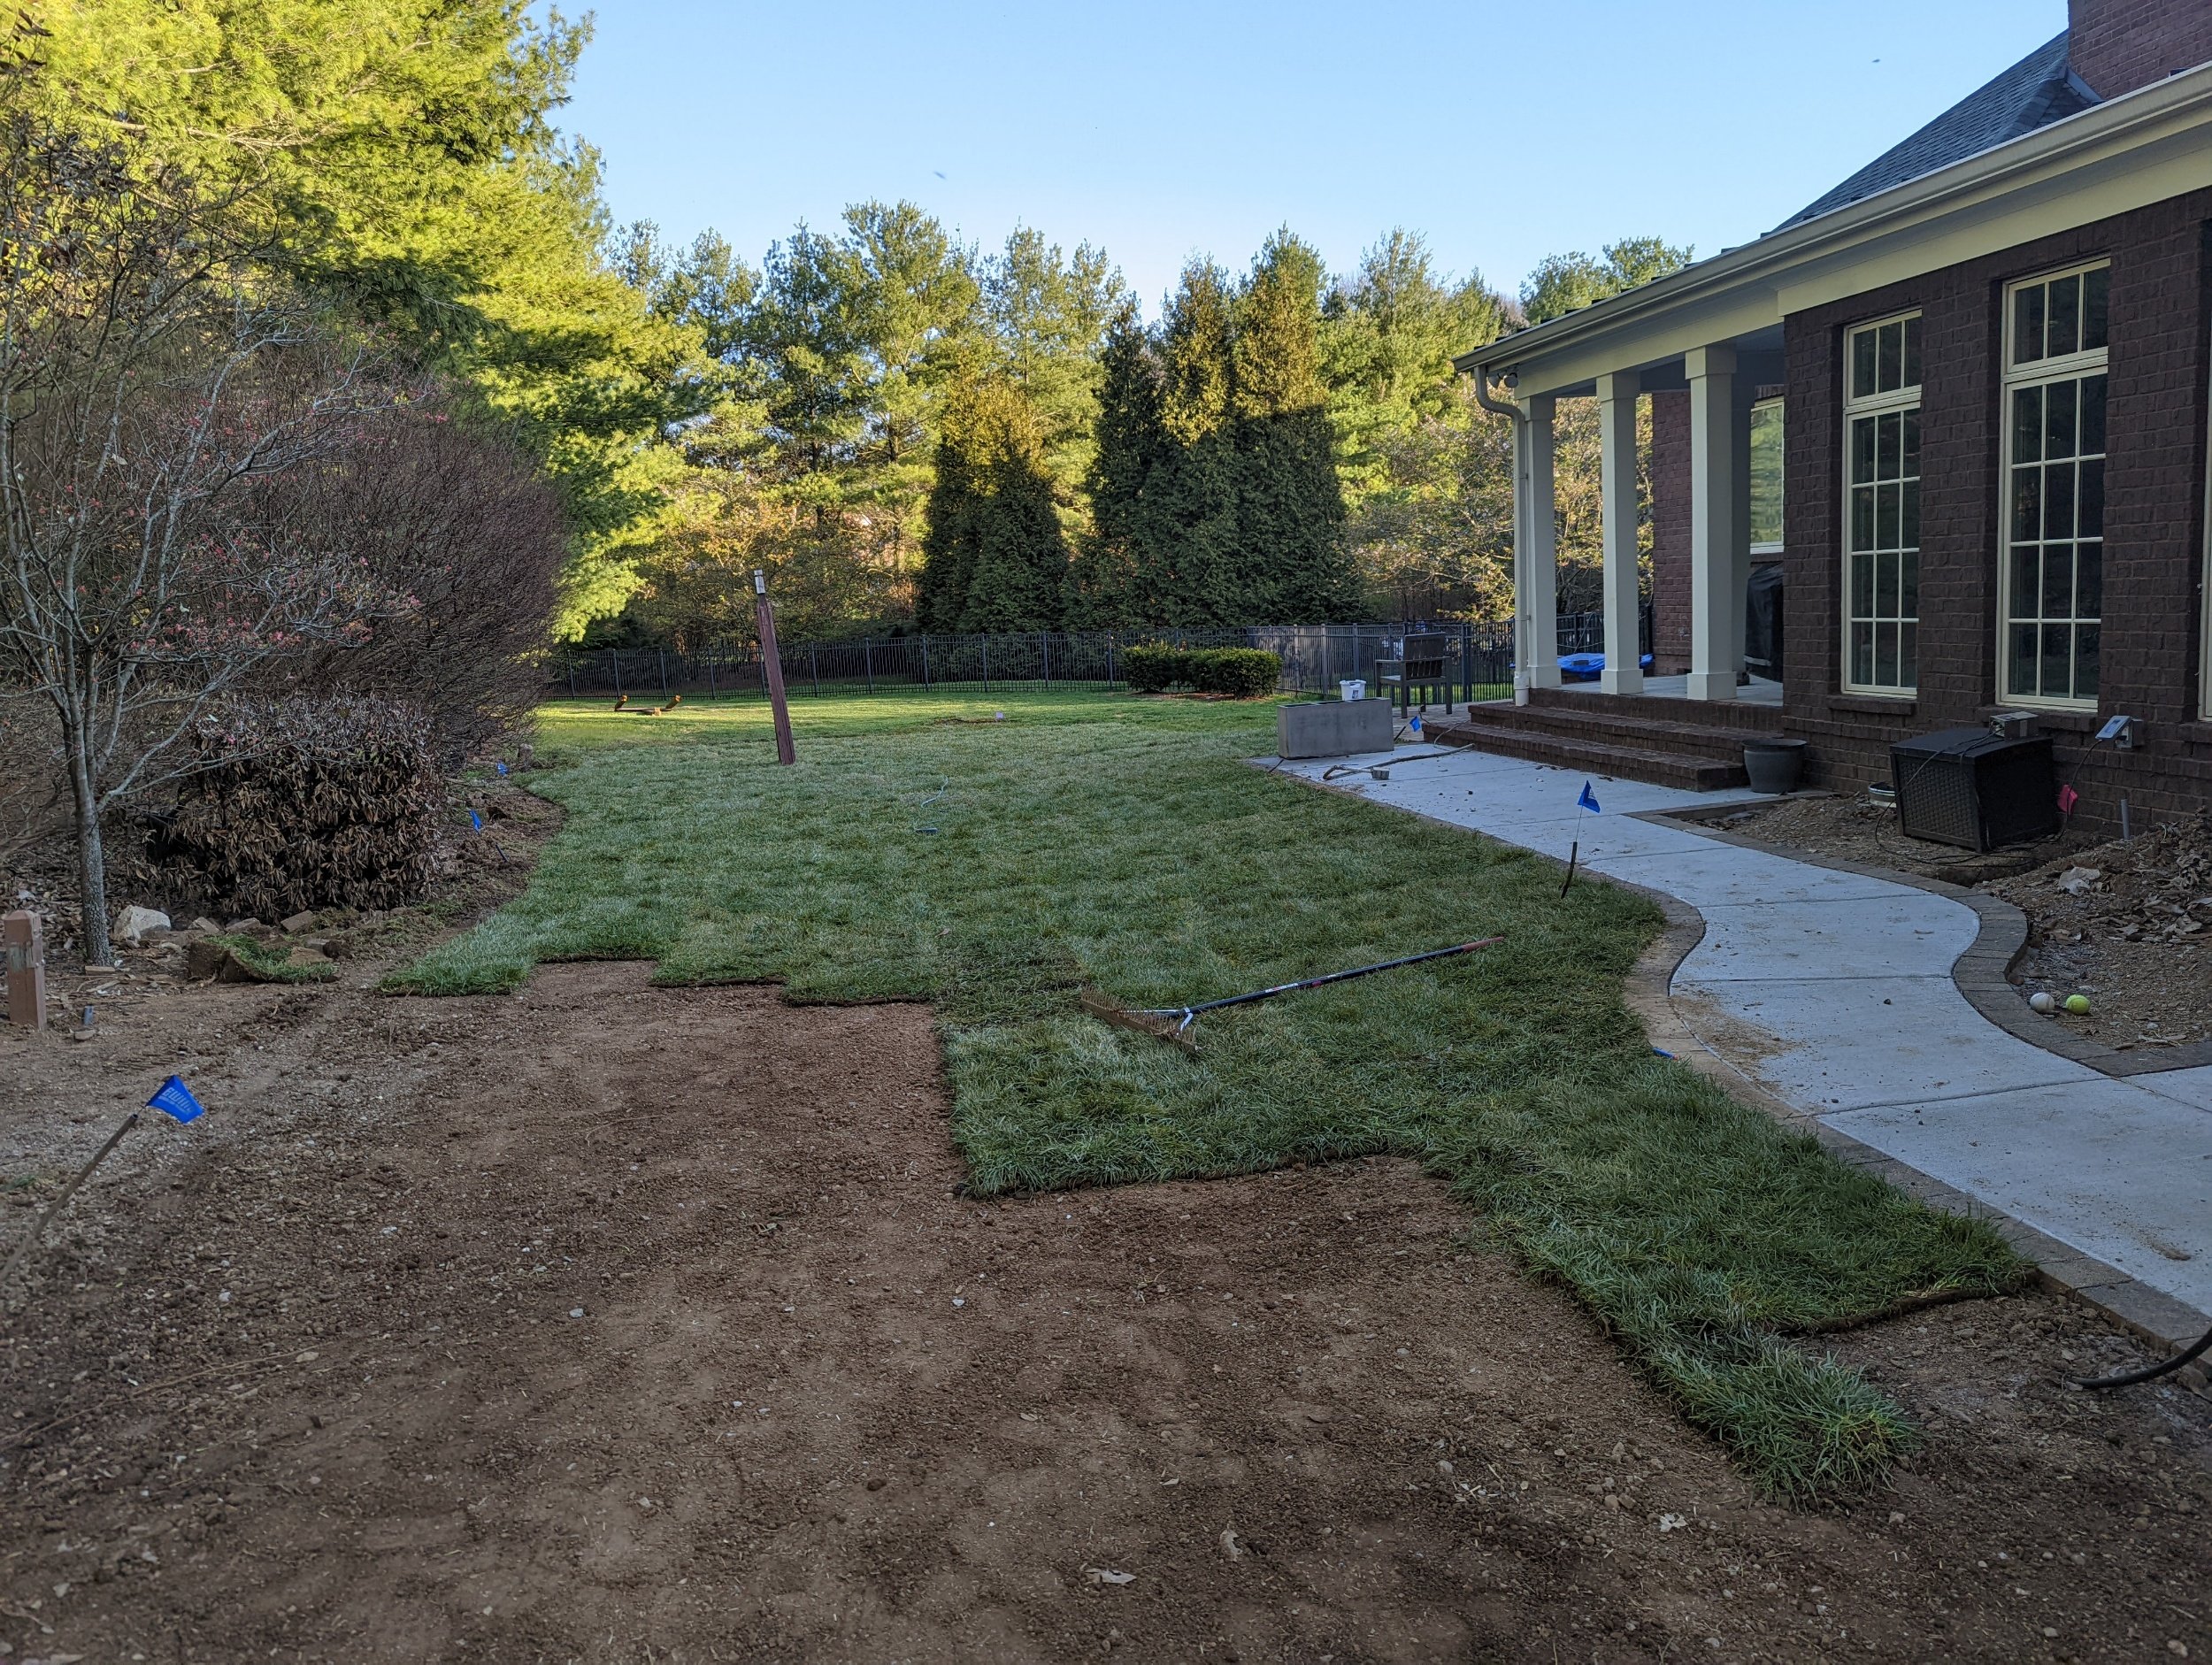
[1079,987,1199,1054]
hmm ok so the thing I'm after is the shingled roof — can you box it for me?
[1776,31,2101,231]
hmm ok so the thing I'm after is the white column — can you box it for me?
[1596,371,1643,695]
[1686,344,1740,702]
[1525,393,1560,689]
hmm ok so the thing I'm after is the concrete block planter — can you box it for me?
[1278,697,1394,759]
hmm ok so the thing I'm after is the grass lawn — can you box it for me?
[402,687,2022,1498]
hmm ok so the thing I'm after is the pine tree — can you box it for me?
[917,380,1069,633]
[915,418,982,633]
[1065,299,1161,626]
[1139,260,1239,624]
[1228,231,1358,622]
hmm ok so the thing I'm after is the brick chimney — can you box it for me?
[2069,0,2212,99]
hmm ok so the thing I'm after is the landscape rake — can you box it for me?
[1081,937,1503,1052]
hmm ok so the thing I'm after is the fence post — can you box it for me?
[610,648,620,695]
[658,646,669,696]
[1108,633,1118,691]
[921,634,931,689]
[809,643,819,696]
[1041,631,1049,686]
[982,636,990,695]
[566,656,576,697]
[864,638,874,696]
[706,648,717,699]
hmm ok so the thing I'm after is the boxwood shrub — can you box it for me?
[1120,643,1188,693]
[1190,648,1279,697]
[1120,644,1280,698]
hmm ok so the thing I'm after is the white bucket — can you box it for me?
[1339,679,1366,702]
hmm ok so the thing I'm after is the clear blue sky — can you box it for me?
[560,0,2070,314]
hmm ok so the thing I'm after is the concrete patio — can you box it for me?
[1279,742,2212,1331]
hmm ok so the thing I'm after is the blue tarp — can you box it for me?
[1558,652,1654,681]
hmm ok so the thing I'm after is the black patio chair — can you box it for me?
[1376,633,1454,715]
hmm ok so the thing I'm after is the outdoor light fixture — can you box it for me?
[753,568,767,595]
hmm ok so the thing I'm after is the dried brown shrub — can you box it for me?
[153,697,441,920]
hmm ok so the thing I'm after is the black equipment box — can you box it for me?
[1888,727,2060,851]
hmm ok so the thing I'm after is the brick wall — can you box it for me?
[1781,188,2212,837]
[1647,390,1693,672]
[2069,0,2212,98]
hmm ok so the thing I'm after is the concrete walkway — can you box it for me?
[1279,742,2212,1327]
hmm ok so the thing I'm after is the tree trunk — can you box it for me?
[67,735,112,970]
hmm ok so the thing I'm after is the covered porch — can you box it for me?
[1472,322,1787,709]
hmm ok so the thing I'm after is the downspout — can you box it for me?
[1469,368,1533,706]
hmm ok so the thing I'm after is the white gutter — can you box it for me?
[1466,372,1533,706]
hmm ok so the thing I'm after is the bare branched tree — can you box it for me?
[0,119,403,965]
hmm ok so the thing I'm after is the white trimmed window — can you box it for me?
[2001,261,2108,708]
[1842,311,1921,693]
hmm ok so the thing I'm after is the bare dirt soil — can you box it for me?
[4,951,2209,1664]
[1983,814,2212,1051]
[1707,794,2212,1052]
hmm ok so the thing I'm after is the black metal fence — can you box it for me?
[549,606,1654,703]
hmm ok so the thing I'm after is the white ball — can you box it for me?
[2028,991,2056,1014]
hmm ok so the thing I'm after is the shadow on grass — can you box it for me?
[394,688,2023,1500]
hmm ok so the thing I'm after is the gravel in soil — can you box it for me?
[3,955,2208,1663]
[1704,794,2212,1053]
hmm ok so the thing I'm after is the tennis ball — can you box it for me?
[2064,994,2092,1015]
[2028,991,2056,1014]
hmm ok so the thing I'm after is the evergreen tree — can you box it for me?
[1066,299,1162,626]
[1228,231,1358,622]
[1520,235,1693,325]
[918,380,1069,633]
[1136,260,1239,623]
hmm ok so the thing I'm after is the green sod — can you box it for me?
[399,688,2022,1499]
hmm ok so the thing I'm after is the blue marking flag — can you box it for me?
[1578,780,1602,814]
[495,761,510,777]
[148,1075,205,1124]
[470,809,484,832]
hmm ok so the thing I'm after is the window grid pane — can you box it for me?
[1842,404,1920,692]
[2002,363,2106,703]
[2002,266,2108,706]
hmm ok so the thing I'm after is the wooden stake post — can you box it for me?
[4,910,45,1030]
[754,568,796,766]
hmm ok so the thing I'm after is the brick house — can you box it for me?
[1451,0,2212,832]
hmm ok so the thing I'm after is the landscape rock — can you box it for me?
[115,906,170,942]
[281,909,321,934]
[189,917,221,934]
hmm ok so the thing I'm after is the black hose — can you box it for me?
[2073,1323,2212,1390]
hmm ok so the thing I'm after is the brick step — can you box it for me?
[1528,686,1784,733]
[1450,702,1781,765]
[1430,715,1749,792]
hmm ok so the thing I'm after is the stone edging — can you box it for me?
[1255,760,2210,1384]
[1637,809,2212,1078]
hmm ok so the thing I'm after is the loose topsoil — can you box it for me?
[4,945,2209,1662]
[1703,794,2212,1052]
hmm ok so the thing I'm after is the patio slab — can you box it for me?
[1277,744,2212,1325]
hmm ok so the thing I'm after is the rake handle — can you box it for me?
[1156,938,1505,1024]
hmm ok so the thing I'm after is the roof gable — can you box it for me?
[1776,32,2100,231]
